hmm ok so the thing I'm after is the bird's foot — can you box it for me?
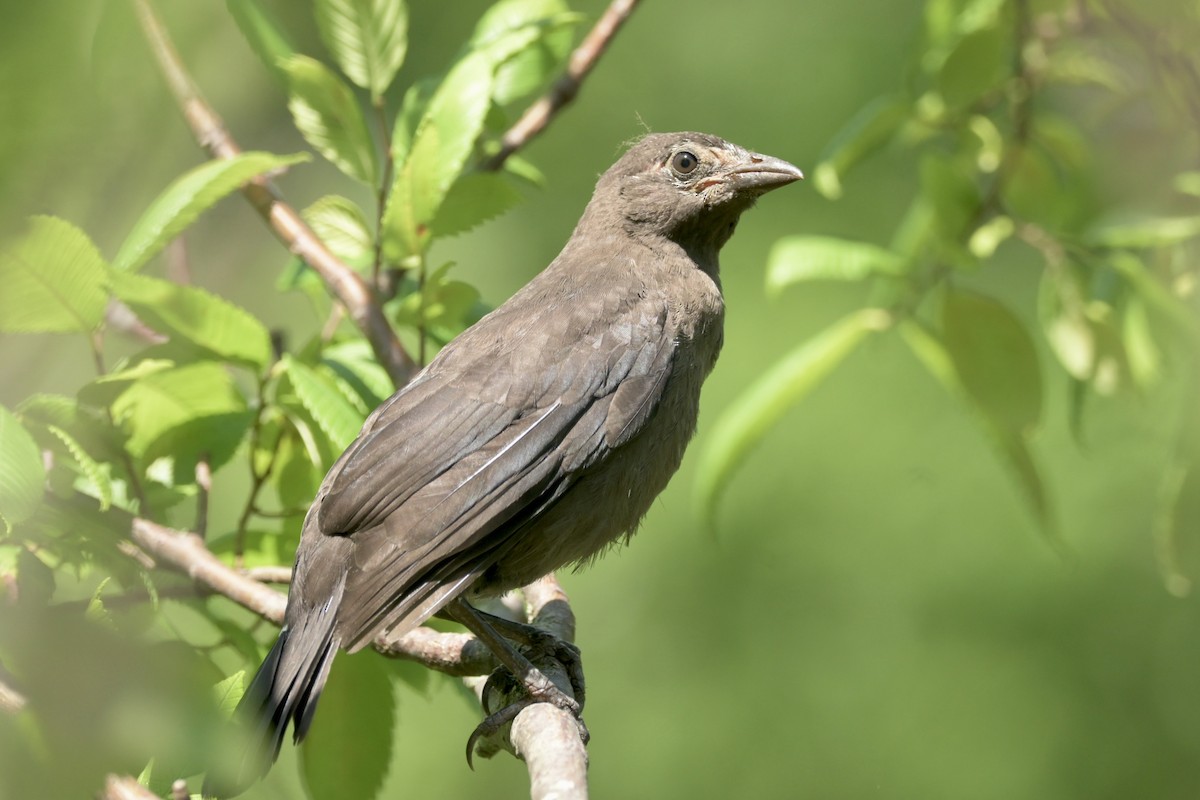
[466,668,589,768]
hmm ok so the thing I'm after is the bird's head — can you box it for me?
[589,132,803,258]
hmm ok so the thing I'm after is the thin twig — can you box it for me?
[195,455,212,539]
[481,0,642,171]
[131,0,415,389]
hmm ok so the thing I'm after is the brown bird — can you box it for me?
[206,131,802,796]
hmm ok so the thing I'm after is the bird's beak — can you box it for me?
[728,153,805,193]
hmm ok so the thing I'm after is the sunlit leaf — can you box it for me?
[382,20,548,259]
[44,424,112,511]
[109,270,272,369]
[110,362,251,475]
[281,55,379,184]
[282,355,365,450]
[942,289,1042,433]
[0,216,108,333]
[765,236,905,295]
[967,214,1013,258]
[1037,265,1094,381]
[314,0,408,100]
[113,152,311,273]
[0,406,46,530]
[694,309,891,523]
[302,195,374,265]
[213,671,247,719]
[472,0,579,106]
[226,0,295,83]
[301,651,395,800]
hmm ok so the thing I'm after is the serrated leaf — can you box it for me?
[282,55,379,185]
[0,406,46,530]
[301,651,395,800]
[45,424,112,511]
[213,671,247,718]
[811,95,909,200]
[315,0,408,100]
[765,236,905,295]
[431,172,523,238]
[282,355,364,450]
[322,340,393,410]
[899,320,1053,535]
[226,0,295,83]
[694,309,891,523]
[0,216,109,333]
[942,289,1042,434]
[302,195,374,265]
[108,270,272,369]
[113,152,310,273]
[472,0,578,106]
[382,22,546,259]
[110,362,250,472]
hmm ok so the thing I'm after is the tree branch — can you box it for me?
[100,775,159,800]
[481,0,642,171]
[131,0,415,389]
[0,674,26,715]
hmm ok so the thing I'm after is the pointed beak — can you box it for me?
[728,153,805,193]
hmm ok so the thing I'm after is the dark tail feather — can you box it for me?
[202,598,342,798]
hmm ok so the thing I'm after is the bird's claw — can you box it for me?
[466,665,588,768]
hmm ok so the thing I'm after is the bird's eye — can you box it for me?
[671,150,699,176]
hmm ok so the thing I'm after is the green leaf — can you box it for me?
[1108,252,1200,339]
[472,0,578,106]
[110,362,250,473]
[77,359,176,407]
[1085,215,1200,249]
[0,406,46,530]
[431,172,524,238]
[937,24,1009,109]
[209,529,299,570]
[113,152,311,272]
[44,424,113,511]
[1037,264,1094,381]
[694,309,891,522]
[314,0,408,100]
[213,671,247,718]
[226,0,295,83]
[382,21,546,259]
[282,55,379,185]
[302,195,374,265]
[322,340,394,411]
[108,270,272,369]
[301,651,395,800]
[920,154,980,241]
[0,216,109,333]
[811,95,909,200]
[765,236,905,295]
[899,320,1053,534]
[966,214,1013,258]
[1123,295,1163,390]
[282,355,365,450]
[942,289,1042,434]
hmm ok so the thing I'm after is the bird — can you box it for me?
[205,131,802,796]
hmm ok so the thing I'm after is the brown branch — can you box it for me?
[481,0,642,171]
[128,518,497,675]
[131,0,415,389]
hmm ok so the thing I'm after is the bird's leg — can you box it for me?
[467,606,586,710]
[445,598,589,765]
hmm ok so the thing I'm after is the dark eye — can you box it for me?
[671,150,699,175]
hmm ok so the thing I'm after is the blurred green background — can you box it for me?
[2,1,1197,798]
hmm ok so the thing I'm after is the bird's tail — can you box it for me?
[202,578,344,798]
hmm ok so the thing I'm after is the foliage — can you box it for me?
[697,0,1200,579]
[0,0,578,797]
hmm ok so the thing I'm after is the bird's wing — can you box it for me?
[310,277,678,647]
